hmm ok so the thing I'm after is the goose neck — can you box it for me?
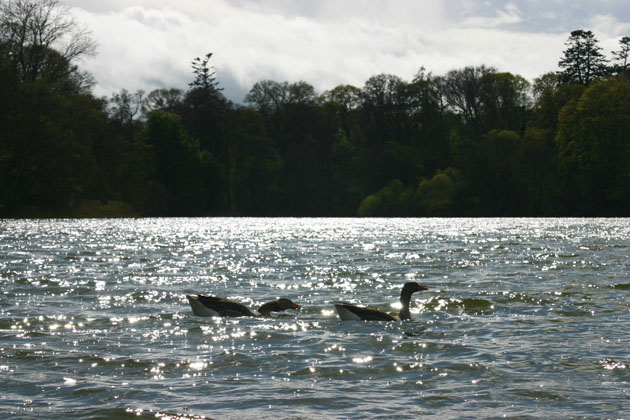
[257,301,276,316]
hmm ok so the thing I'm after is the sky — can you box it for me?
[64,0,630,103]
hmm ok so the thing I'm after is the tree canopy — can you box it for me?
[1,14,629,217]
[558,30,608,85]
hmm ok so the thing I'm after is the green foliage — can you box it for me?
[612,37,630,74]
[358,168,460,217]
[2,16,629,217]
[245,80,286,113]
[0,72,105,214]
[231,109,282,214]
[439,65,494,135]
[533,75,585,131]
[358,179,414,217]
[190,53,222,93]
[515,127,561,215]
[439,66,530,136]
[457,129,522,215]
[321,85,362,112]
[416,168,460,216]
[143,88,184,115]
[70,200,137,218]
[558,30,608,85]
[383,140,425,184]
[0,0,96,89]
[140,110,223,215]
[556,77,630,214]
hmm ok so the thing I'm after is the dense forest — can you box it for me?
[1,0,629,217]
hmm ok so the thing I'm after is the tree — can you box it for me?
[558,30,608,85]
[0,0,101,215]
[321,84,362,139]
[531,72,585,131]
[416,168,460,216]
[0,85,105,214]
[109,89,144,124]
[357,179,414,217]
[231,108,282,214]
[142,88,183,115]
[407,69,452,173]
[484,72,531,131]
[556,78,630,214]
[105,88,145,145]
[454,129,522,215]
[181,53,232,209]
[351,74,407,193]
[189,52,222,93]
[321,84,362,112]
[244,80,290,114]
[438,65,497,136]
[612,36,630,74]
[287,81,317,106]
[141,110,223,214]
[515,128,560,215]
[0,0,96,85]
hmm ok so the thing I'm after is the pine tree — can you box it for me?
[558,30,608,85]
[189,52,222,93]
[612,36,630,74]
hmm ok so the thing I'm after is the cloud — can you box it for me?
[68,1,628,103]
[588,14,630,56]
[460,2,523,27]
[224,0,448,27]
[74,6,200,94]
[590,14,630,38]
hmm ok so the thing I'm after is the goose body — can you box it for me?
[186,294,300,317]
[332,282,428,321]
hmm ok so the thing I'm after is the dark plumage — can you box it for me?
[186,294,301,317]
[332,282,428,321]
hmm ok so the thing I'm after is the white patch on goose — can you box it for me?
[333,303,363,321]
[186,295,220,317]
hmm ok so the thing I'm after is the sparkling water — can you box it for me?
[1,218,629,419]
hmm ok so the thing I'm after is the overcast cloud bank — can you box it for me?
[67,0,630,102]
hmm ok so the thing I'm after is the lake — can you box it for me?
[1,218,629,419]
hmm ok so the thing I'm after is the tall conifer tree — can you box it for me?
[558,30,608,85]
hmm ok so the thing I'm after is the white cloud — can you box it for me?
[587,15,630,59]
[461,2,523,27]
[67,1,628,103]
[590,14,630,39]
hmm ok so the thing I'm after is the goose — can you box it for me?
[186,294,301,317]
[332,281,428,321]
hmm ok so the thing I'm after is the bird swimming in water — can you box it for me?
[331,282,428,321]
[186,294,301,317]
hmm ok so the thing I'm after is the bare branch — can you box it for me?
[0,0,97,83]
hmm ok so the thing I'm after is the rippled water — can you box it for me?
[1,218,629,419]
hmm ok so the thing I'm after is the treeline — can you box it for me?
[1,1,629,217]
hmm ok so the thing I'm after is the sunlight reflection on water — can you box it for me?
[0,218,629,419]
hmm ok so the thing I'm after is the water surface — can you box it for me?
[1,218,629,419]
